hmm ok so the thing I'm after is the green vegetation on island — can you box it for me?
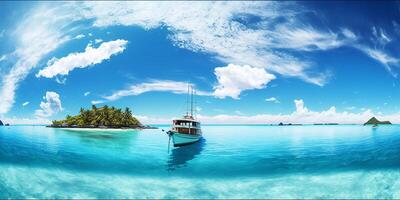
[50,105,145,129]
[0,120,8,126]
[364,117,391,125]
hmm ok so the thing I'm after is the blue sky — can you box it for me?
[0,1,400,124]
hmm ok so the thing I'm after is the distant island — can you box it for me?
[278,123,302,126]
[49,105,155,129]
[364,117,391,125]
[0,120,9,126]
[313,123,339,125]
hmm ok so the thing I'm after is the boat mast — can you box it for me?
[190,85,194,117]
[186,83,190,117]
[194,89,197,119]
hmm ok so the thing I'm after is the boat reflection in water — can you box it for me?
[168,138,205,170]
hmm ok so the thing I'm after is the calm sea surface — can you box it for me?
[1,125,400,198]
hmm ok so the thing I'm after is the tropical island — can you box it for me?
[0,120,9,126]
[364,117,392,125]
[49,105,155,129]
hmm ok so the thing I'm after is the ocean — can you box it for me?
[1,125,399,198]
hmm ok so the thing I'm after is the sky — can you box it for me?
[0,1,400,124]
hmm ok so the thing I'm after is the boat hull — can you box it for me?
[171,132,201,147]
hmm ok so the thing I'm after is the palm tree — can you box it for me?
[123,107,132,126]
[51,105,141,127]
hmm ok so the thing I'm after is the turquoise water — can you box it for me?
[1,125,400,198]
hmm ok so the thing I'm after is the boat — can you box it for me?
[167,85,202,147]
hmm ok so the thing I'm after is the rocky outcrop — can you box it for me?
[0,120,3,126]
[364,117,391,125]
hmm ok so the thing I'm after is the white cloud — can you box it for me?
[37,39,128,79]
[1,2,397,115]
[55,76,67,84]
[74,34,85,39]
[34,91,63,118]
[213,64,275,99]
[77,2,400,84]
[79,2,352,86]
[94,38,103,43]
[95,64,275,102]
[197,100,379,124]
[84,91,90,96]
[22,101,29,106]
[0,55,6,62]
[0,3,82,114]
[372,26,391,46]
[355,45,399,76]
[294,99,308,114]
[101,80,211,102]
[0,117,51,125]
[134,115,173,125]
[133,99,400,125]
[353,26,399,75]
[341,28,357,40]
[265,97,279,103]
[96,64,276,102]
[91,100,104,105]
[270,26,348,51]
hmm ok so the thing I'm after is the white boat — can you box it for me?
[167,85,202,147]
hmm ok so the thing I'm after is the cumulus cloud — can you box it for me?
[36,39,128,79]
[265,97,279,103]
[213,64,275,99]
[22,101,29,106]
[34,91,63,118]
[95,64,275,103]
[198,100,377,124]
[294,99,308,113]
[132,99,400,125]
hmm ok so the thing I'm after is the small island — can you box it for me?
[49,105,155,129]
[364,117,391,125]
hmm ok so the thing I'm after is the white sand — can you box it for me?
[58,128,136,132]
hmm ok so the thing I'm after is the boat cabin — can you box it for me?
[172,118,201,135]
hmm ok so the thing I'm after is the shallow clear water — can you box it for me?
[1,125,400,198]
